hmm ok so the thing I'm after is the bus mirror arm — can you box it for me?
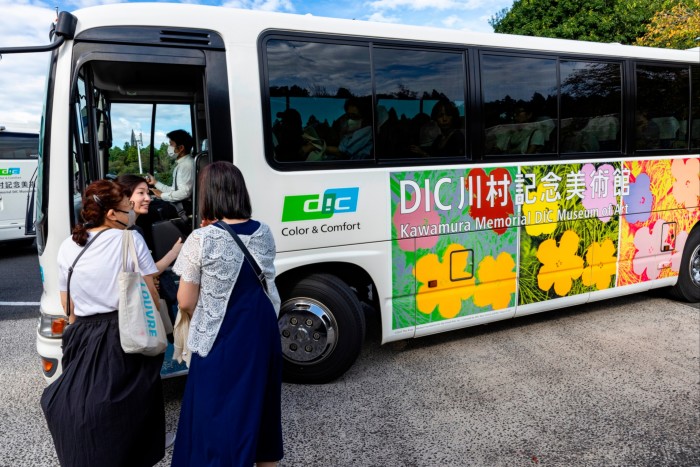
[0,11,76,56]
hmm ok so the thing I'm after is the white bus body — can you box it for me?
[18,4,698,382]
[0,127,37,245]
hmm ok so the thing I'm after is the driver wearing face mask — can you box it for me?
[145,129,195,216]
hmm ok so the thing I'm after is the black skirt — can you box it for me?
[40,311,165,467]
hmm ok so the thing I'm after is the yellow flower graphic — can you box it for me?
[536,230,584,296]
[581,240,617,290]
[523,184,559,236]
[414,244,475,318]
[473,252,516,310]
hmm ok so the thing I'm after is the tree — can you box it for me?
[636,0,700,49]
[489,0,670,45]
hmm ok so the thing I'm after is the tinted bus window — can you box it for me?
[373,48,466,160]
[266,40,372,163]
[0,133,39,160]
[482,54,557,156]
[560,61,622,153]
[635,64,690,150]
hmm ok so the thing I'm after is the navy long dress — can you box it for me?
[172,220,283,466]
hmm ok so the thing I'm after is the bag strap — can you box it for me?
[66,228,109,318]
[216,221,268,294]
[121,229,141,273]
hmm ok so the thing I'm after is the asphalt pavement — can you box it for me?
[0,286,698,466]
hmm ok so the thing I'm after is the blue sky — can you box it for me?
[0,0,513,144]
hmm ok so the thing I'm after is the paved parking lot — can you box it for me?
[1,292,698,466]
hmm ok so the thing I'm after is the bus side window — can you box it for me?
[635,64,690,151]
[373,47,466,160]
[266,39,372,164]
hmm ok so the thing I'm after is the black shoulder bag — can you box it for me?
[65,229,109,318]
[216,221,268,294]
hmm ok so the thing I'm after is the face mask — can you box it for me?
[167,145,177,158]
[344,118,361,133]
[115,209,137,229]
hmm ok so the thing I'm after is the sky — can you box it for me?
[0,0,513,146]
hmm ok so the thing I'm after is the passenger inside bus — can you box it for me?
[635,111,661,150]
[146,129,195,218]
[325,97,373,160]
[409,99,464,157]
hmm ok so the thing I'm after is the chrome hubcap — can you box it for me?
[690,244,700,287]
[278,298,337,365]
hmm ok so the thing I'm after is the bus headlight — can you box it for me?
[38,312,67,338]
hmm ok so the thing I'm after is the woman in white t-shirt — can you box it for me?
[40,180,166,467]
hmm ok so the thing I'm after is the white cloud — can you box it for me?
[366,12,401,23]
[221,0,294,12]
[0,2,56,131]
[367,0,489,12]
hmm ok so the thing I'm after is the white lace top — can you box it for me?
[173,221,280,357]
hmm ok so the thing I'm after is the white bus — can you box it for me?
[0,127,37,246]
[4,4,698,383]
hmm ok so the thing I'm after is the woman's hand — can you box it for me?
[170,237,183,256]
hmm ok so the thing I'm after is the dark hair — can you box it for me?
[72,180,126,246]
[199,161,252,221]
[167,129,194,155]
[431,100,460,129]
[116,174,147,197]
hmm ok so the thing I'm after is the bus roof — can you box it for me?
[71,3,698,63]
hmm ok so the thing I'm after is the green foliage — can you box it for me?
[489,0,673,45]
[108,142,174,185]
[636,0,700,49]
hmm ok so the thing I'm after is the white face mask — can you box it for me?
[167,145,177,158]
[344,118,362,133]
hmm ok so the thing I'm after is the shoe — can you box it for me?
[165,432,176,449]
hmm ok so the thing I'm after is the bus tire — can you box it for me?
[669,227,700,302]
[278,273,365,384]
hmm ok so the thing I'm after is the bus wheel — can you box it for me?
[670,227,700,302]
[278,273,365,384]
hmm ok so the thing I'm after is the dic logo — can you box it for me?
[282,187,359,222]
[0,168,20,176]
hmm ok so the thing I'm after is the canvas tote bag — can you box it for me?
[118,229,167,356]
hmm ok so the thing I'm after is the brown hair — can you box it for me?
[116,174,147,197]
[198,161,252,222]
[72,180,126,246]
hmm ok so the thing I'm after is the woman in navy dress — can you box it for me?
[172,161,283,466]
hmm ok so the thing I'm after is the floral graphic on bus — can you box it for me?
[521,183,559,236]
[390,158,699,330]
[536,230,584,296]
[414,244,475,319]
[581,163,616,223]
[466,167,513,235]
[671,158,700,208]
[472,252,517,309]
[618,158,700,286]
[624,173,653,224]
[581,239,617,290]
[391,167,518,329]
[392,187,440,252]
[518,162,623,304]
